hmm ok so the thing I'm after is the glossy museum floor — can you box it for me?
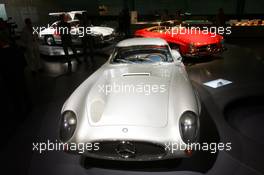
[2,38,264,175]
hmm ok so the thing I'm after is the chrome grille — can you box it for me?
[87,141,166,161]
[197,44,219,53]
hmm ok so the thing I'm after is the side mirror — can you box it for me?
[171,49,182,62]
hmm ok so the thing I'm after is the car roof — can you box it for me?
[116,38,168,47]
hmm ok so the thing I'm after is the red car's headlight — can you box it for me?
[189,43,196,53]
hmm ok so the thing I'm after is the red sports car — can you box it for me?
[135,26,225,57]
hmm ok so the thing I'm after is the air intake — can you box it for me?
[122,73,150,77]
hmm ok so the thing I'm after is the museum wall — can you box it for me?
[0,0,98,29]
[97,0,264,15]
[1,0,264,30]
[244,0,264,14]
[0,0,61,29]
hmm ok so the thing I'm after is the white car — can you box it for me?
[38,19,115,46]
[38,11,115,46]
[59,38,201,161]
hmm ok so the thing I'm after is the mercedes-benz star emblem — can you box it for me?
[115,141,136,159]
[122,128,128,133]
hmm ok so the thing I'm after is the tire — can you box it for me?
[44,35,55,46]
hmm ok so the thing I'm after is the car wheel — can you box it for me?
[45,35,55,46]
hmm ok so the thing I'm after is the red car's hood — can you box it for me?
[135,28,223,46]
[174,30,222,45]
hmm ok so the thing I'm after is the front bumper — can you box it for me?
[39,33,116,46]
[84,141,167,161]
[185,44,225,57]
[64,140,193,161]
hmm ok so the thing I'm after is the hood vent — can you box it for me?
[122,72,151,77]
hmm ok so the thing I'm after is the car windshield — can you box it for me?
[111,45,173,64]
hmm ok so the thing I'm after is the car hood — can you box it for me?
[175,29,222,45]
[86,64,173,127]
[135,28,222,46]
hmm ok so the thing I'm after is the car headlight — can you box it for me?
[179,111,199,143]
[59,111,77,142]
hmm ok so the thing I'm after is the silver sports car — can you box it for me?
[59,38,201,161]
